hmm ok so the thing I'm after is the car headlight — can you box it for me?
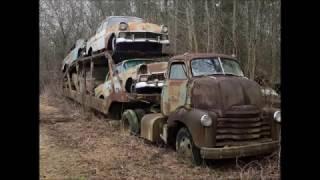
[161,25,168,33]
[119,22,128,31]
[161,34,168,40]
[273,111,281,123]
[139,75,148,82]
[200,114,212,127]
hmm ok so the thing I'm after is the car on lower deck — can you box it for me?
[94,58,168,99]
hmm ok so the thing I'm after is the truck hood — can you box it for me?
[190,76,263,116]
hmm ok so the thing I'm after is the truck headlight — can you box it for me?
[273,111,281,123]
[119,22,128,31]
[200,114,212,127]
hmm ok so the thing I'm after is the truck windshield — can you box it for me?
[124,59,155,70]
[191,58,244,77]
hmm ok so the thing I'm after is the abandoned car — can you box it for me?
[94,58,168,99]
[61,39,86,72]
[85,16,170,56]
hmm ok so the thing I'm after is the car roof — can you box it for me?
[106,16,143,20]
[120,58,154,64]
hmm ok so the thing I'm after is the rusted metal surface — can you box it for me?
[115,59,168,93]
[140,113,165,142]
[62,51,280,160]
[200,141,279,159]
[167,108,216,148]
[62,51,167,118]
[162,53,280,151]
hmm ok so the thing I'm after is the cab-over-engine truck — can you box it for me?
[122,53,280,165]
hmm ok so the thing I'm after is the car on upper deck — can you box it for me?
[86,16,170,57]
[61,39,86,72]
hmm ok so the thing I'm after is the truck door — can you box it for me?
[161,62,188,115]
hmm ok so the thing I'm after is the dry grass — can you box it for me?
[40,86,280,180]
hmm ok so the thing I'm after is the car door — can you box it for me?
[161,62,188,115]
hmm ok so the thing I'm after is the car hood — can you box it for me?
[126,22,162,33]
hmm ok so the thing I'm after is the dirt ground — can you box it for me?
[39,94,280,180]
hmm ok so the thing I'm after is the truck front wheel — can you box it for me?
[176,127,202,165]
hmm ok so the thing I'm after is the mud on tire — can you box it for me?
[176,127,203,165]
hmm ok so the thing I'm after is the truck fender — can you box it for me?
[167,107,216,148]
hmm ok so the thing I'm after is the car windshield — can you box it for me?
[108,17,144,27]
[191,58,244,77]
[124,59,155,70]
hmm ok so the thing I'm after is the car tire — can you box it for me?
[111,37,116,52]
[176,127,203,166]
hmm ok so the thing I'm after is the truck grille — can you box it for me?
[215,117,271,147]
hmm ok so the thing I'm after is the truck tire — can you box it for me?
[176,127,202,166]
[134,109,145,122]
[121,109,140,135]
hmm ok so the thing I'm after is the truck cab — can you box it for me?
[134,53,281,165]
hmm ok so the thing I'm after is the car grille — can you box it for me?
[215,116,271,147]
[147,73,165,82]
[124,32,162,40]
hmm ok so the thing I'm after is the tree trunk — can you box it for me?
[174,0,178,54]
[186,6,193,51]
[232,0,237,55]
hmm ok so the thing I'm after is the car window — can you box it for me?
[124,60,154,70]
[96,23,103,33]
[169,63,187,80]
[191,58,222,76]
[116,64,123,74]
[107,17,144,29]
[220,58,244,76]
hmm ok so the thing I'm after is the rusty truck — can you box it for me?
[62,52,280,165]
[121,53,281,165]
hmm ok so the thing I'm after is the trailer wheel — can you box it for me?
[176,127,202,165]
[121,109,140,135]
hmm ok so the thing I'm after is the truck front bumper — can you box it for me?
[200,141,279,159]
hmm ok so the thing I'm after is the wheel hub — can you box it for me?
[178,137,192,158]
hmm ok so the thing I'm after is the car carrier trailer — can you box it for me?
[62,52,280,165]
